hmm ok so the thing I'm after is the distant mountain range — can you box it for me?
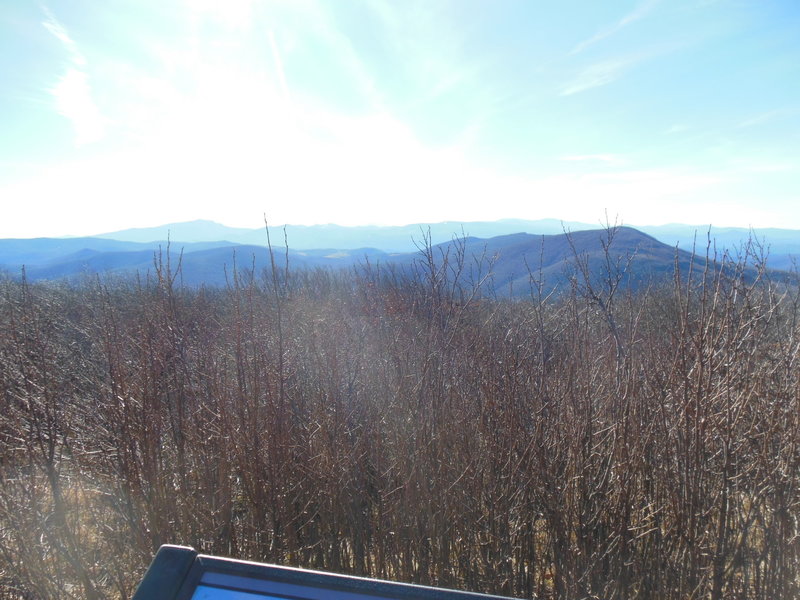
[88,219,799,269]
[92,218,592,251]
[1,219,796,294]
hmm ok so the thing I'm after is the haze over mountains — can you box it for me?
[92,219,592,251]
[91,219,800,258]
[1,219,797,294]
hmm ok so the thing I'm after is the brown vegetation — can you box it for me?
[0,234,798,599]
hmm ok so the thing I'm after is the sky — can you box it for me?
[1,0,799,238]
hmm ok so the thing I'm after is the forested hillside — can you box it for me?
[0,239,798,599]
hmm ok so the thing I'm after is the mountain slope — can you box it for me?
[638,224,800,255]
[7,243,394,287]
[400,226,704,296]
[94,219,257,243]
[0,237,233,268]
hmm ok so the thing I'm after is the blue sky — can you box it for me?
[1,0,799,237]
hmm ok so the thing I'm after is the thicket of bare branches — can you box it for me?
[0,238,798,599]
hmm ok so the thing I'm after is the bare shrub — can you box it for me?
[0,235,797,599]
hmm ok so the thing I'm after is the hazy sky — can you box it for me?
[1,0,799,237]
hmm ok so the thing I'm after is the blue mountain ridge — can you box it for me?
[3,224,792,295]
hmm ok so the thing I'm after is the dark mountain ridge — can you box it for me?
[397,226,707,296]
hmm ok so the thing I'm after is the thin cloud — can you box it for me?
[268,29,292,106]
[42,5,107,145]
[745,163,797,173]
[41,5,85,65]
[560,58,633,96]
[297,1,384,108]
[361,0,482,109]
[738,109,784,129]
[51,69,107,145]
[184,0,254,31]
[664,124,688,135]
[729,156,799,173]
[560,154,625,164]
[570,0,659,55]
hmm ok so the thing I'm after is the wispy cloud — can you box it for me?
[560,58,634,96]
[185,0,254,31]
[51,69,107,145]
[287,1,383,109]
[359,0,486,112]
[664,124,689,135]
[560,153,626,164]
[42,5,107,145]
[745,163,797,173]
[728,156,800,173]
[268,29,292,107]
[570,0,659,55]
[41,6,84,64]
[737,109,784,129]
